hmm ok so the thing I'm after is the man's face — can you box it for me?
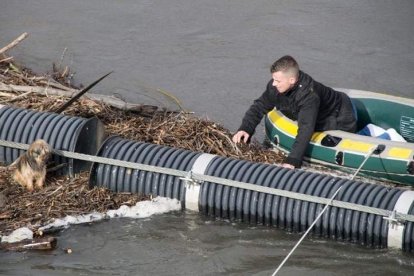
[272,71,296,93]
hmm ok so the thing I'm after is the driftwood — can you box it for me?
[0,57,13,63]
[37,225,67,236]
[0,237,56,251]
[0,33,28,56]
[0,82,159,112]
[0,33,167,112]
[0,82,77,96]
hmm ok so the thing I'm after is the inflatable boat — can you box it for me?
[265,89,414,185]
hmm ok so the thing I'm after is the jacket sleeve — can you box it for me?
[284,94,320,168]
[238,81,277,136]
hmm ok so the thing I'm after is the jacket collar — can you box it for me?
[284,71,303,96]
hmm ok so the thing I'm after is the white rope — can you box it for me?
[272,144,384,275]
[1,140,413,223]
[272,186,343,276]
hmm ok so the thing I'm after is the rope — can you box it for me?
[272,144,387,275]
[272,186,343,276]
[1,139,413,223]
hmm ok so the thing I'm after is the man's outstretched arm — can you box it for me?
[234,80,277,142]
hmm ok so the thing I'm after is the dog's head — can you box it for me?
[28,139,52,163]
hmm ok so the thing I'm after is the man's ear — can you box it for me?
[289,77,296,84]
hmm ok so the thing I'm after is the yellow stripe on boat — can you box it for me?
[338,139,374,153]
[268,110,297,135]
[310,132,326,143]
[388,147,412,159]
[268,109,326,143]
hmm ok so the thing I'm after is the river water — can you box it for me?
[1,0,414,275]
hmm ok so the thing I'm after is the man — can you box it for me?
[232,55,357,169]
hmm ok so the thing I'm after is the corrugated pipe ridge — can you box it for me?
[88,136,414,251]
[0,105,105,176]
[200,156,414,250]
[89,136,202,202]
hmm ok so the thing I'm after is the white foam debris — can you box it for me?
[1,197,181,243]
[38,212,106,232]
[1,227,33,243]
[106,197,181,218]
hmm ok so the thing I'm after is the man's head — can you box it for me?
[270,55,299,93]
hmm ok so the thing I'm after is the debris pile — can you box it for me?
[0,172,148,235]
[0,33,285,244]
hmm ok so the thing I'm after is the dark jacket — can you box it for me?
[238,71,357,168]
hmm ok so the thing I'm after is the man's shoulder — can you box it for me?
[299,71,335,90]
[298,70,313,82]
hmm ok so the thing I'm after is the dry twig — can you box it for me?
[0,33,28,56]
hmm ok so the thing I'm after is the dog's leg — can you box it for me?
[35,172,46,189]
[25,177,34,192]
[13,171,33,192]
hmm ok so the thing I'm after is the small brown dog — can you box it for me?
[11,139,52,192]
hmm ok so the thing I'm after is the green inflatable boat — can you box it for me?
[265,88,414,185]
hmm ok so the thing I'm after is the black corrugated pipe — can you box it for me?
[199,155,408,249]
[0,105,105,176]
[89,136,414,252]
[89,136,202,202]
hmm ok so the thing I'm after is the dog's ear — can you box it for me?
[42,145,52,157]
[44,144,52,153]
[39,141,52,152]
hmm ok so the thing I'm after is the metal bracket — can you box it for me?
[383,210,405,229]
[180,171,200,187]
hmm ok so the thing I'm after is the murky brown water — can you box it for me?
[1,0,413,275]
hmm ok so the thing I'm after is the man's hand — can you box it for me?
[232,130,250,144]
[281,163,295,170]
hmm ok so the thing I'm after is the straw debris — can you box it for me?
[0,33,284,238]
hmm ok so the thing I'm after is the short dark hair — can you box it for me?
[270,55,299,77]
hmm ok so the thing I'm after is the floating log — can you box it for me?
[37,225,66,236]
[0,236,57,251]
